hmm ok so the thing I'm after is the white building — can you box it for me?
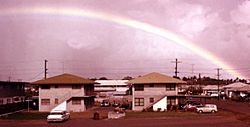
[202,85,223,96]
[94,80,130,102]
[128,72,186,111]
[32,73,96,112]
[222,82,249,98]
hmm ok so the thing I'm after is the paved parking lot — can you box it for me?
[1,100,250,127]
[0,114,249,127]
[206,99,250,115]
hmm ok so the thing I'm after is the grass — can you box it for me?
[125,111,197,118]
[0,110,234,120]
[71,111,108,119]
[125,110,232,119]
[0,112,49,120]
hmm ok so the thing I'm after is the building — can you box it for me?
[94,80,130,102]
[0,81,27,114]
[128,72,186,111]
[202,85,223,96]
[222,82,249,98]
[32,73,96,112]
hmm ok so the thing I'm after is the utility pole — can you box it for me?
[8,76,11,82]
[45,60,48,79]
[216,68,222,100]
[171,58,181,78]
[191,64,195,76]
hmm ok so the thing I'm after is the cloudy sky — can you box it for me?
[0,0,250,81]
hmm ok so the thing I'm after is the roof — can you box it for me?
[222,82,248,89]
[203,85,223,90]
[127,72,186,84]
[95,80,129,86]
[233,85,250,92]
[0,81,29,85]
[32,73,96,85]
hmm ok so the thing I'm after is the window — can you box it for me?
[149,84,154,87]
[55,85,59,88]
[72,98,81,105]
[84,85,94,92]
[134,84,144,91]
[55,98,59,104]
[41,99,50,105]
[7,98,11,104]
[149,98,154,103]
[41,85,50,89]
[72,84,81,89]
[135,98,144,106]
[167,97,176,105]
[0,99,3,105]
[166,84,176,91]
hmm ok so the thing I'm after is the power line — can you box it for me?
[28,71,44,81]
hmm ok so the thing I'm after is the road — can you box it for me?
[0,114,249,127]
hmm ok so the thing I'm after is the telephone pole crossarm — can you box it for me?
[171,58,182,78]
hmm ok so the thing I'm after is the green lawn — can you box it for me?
[0,112,49,120]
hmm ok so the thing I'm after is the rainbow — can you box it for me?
[0,6,245,79]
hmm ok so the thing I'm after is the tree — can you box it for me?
[99,77,108,80]
[122,76,133,80]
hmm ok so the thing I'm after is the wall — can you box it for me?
[132,84,178,111]
[153,96,167,111]
[39,84,87,112]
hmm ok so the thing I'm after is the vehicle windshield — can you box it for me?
[50,112,63,115]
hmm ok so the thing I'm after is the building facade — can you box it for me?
[0,81,27,114]
[32,73,96,112]
[128,72,186,111]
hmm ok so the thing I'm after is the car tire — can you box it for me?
[198,110,203,114]
[211,110,216,113]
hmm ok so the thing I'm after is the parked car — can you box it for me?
[183,102,203,111]
[47,110,70,122]
[196,104,218,113]
[179,100,201,110]
[100,100,110,107]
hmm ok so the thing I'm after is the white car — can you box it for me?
[47,110,70,122]
[196,104,218,113]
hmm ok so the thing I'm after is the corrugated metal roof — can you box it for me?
[222,82,248,89]
[128,72,186,84]
[32,73,96,85]
[95,80,128,86]
[203,85,223,90]
[234,85,250,92]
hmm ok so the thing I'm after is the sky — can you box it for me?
[0,0,250,82]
